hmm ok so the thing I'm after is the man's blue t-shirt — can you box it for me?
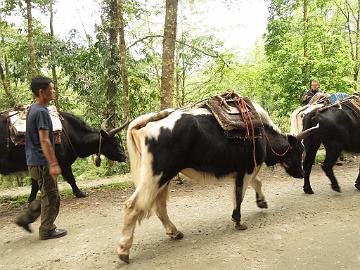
[25,103,54,166]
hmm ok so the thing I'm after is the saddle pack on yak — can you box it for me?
[6,105,62,146]
[205,92,263,139]
[291,93,359,135]
[133,91,264,141]
[318,94,360,117]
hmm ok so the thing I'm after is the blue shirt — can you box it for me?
[25,103,54,166]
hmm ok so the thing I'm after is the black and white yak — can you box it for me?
[117,104,316,263]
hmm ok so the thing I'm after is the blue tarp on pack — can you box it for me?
[328,93,350,105]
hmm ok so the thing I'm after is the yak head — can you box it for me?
[265,124,319,179]
[97,116,129,165]
[280,135,304,178]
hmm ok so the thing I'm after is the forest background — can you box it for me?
[1,0,359,186]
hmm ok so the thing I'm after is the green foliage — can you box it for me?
[264,0,357,122]
[1,0,360,188]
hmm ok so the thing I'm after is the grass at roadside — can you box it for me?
[0,181,135,209]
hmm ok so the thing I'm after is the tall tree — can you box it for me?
[25,0,37,77]
[49,0,59,108]
[0,61,15,106]
[117,0,129,119]
[106,0,119,126]
[337,0,360,90]
[0,19,15,106]
[160,0,178,109]
[303,0,308,82]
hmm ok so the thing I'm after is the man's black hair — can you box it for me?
[309,79,319,88]
[31,76,52,97]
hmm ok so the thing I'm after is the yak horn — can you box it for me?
[101,114,115,131]
[296,123,319,141]
[107,118,130,136]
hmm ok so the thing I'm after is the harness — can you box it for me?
[264,132,291,157]
[60,115,103,167]
[234,94,257,169]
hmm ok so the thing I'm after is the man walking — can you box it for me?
[15,76,67,240]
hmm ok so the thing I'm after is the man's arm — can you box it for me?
[301,90,313,105]
[301,94,310,105]
[39,129,61,177]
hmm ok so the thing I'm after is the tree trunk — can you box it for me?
[106,0,119,127]
[302,0,308,83]
[0,23,15,107]
[117,0,130,120]
[160,0,178,110]
[354,0,360,90]
[25,0,37,77]
[49,0,60,109]
[175,48,180,107]
[0,60,16,107]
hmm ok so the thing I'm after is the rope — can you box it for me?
[235,95,257,170]
[263,132,290,157]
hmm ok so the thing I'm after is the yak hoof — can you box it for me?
[331,184,341,193]
[170,231,184,240]
[117,247,130,264]
[235,222,247,230]
[118,254,130,264]
[355,183,360,191]
[303,187,314,194]
[256,200,268,209]
[74,191,87,198]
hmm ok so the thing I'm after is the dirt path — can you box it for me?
[0,160,360,270]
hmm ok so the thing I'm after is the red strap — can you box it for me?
[236,96,257,171]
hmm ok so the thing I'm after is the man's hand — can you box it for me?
[49,163,61,177]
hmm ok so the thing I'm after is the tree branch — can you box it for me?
[127,34,229,67]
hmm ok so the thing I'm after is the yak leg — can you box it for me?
[303,138,321,194]
[355,165,360,191]
[60,165,86,198]
[322,143,342,192]
[28,178,39,203]
[232,169,255,230]
[247,166,267,208]
[251,176,268,209]
[117,192,141,264]
[155,184,183,240]
[117,169,163,264]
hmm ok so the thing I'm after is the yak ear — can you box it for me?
[287,135,298,147]
[100,129,109,138]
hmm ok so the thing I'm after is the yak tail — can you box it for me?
[290,105,310,135]
[126,112,155,187]
[126,109,174,222]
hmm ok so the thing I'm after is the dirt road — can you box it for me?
[0,161,359,270]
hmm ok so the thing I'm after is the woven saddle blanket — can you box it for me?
[8,105,62,145]
[205,92,263,139]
